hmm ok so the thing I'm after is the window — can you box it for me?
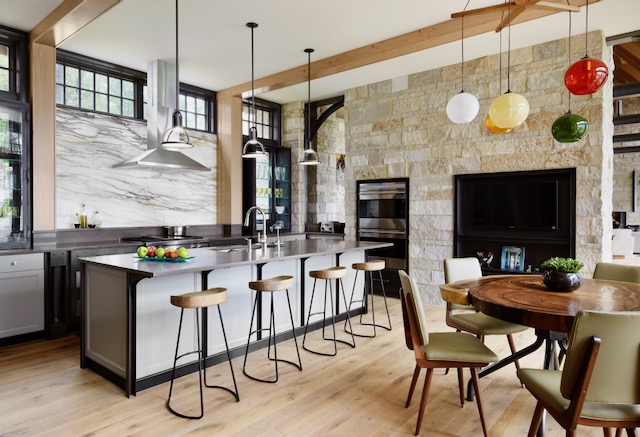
[56,50,215,133]
[0,44,8,93]
[0,24,28,101]
[242,98,281,142]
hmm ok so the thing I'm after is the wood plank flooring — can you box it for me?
[0,297,609,436]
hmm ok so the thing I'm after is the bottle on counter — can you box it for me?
[74,212,80,228]
[90,211,102,228]
[79,203,88,229]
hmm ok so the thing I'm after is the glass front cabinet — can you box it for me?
[243,145,291,236]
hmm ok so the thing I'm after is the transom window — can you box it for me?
[242,98,280,141]
[0,44,8,93]
[56,50,215,133]
[56,64,136,117]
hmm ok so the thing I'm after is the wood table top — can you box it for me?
[454,274,640,332]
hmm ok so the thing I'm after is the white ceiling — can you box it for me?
[2,0,639,103]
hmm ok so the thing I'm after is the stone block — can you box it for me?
[392,76,409,93]
[369,80,392,97]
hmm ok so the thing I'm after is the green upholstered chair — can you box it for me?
[443,257,528,372]
[517,310,640,437]
[398,270,498,436]
[593,262,640,283]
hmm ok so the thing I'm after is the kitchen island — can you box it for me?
[79,239,392,396]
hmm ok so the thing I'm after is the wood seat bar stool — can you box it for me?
[166,288,239,420]
[344,259,392,337]
[302,266,356,356]
[243,275,302,383]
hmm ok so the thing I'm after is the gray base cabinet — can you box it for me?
[0,253,44,338]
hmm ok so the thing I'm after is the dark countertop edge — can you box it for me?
[78,240,392,278]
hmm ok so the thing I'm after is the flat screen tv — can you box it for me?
[471,180,559,230]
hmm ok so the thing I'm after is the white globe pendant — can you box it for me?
[446,91,480,124]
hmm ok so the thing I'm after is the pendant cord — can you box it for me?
[507,0,512,92]
[568,0,572,111]
[499,5,505,94]
[175,0,179,113]
[460,0,470,91]
[307,50,311,147]
[584,0,589,56]
[251,26,256,130]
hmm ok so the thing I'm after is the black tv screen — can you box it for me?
[472,181,558,230]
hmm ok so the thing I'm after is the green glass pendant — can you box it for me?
[551,112,589,143]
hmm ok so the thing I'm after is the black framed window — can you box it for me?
[242,97,280,143]
[0,43,8,93]
[56,50,216,133]
[0,24,28,102]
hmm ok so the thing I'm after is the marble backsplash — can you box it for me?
[56,108,216,228]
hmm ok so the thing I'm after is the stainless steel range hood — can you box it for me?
[113,60,210,171]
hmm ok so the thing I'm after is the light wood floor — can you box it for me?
[0,297,609,436]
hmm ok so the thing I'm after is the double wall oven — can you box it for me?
[357,178,409,297]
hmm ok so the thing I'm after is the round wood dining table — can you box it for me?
[455,274,640,333]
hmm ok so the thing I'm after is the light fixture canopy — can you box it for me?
[242,22,267,159]
[485,114,512,135]
[299,48,320,166]
[447,2,479,124]
[161,0,192,151]
[551,111,589,142]
[489,91,530,129]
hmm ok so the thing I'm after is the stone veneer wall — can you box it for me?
[281,101,306,233]
[344,31,614,304]
[56,108,216,228]
[309,105,346,224]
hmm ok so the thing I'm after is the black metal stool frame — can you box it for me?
[166,305,239,420]
[243,288,302,383]
[345,268,392,338]
[303,276,356,356]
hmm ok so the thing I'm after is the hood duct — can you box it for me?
[113,60,210,171]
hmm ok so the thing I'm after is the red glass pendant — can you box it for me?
[564,56,609,95]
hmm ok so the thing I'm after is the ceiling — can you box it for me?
[2,0,640,103]
[613,41,640,84]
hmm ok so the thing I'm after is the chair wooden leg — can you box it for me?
[603,428,613,437]
[470,367,489,437]
[626,428,638,437]
[507,334,521,372]
[457,368,465,406]
[528,402,545,437]
[614,430,622,437]
[414,368,433,436]
[567,431,576,437]
[406,365,421,408]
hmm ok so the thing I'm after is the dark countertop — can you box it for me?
[79,239,391,278]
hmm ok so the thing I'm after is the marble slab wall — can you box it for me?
[56,108,216,228]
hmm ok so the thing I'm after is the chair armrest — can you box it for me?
[439,283,471,306]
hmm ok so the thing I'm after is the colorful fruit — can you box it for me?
[137,246,148,258]
[155,247,166,258]
[177,247,189,258]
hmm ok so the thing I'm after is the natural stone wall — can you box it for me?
[613,153,640,224]
[281,101,306,233]
[344,31,614,304]
[309,105,346,224]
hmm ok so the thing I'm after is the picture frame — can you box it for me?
[501,245,525,271]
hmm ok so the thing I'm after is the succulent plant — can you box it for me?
[540,257,584,273]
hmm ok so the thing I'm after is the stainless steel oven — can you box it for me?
[357,179,409,297]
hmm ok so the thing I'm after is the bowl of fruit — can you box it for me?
[136,245,192,262]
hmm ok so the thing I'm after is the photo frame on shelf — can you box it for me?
[501,246,525,271]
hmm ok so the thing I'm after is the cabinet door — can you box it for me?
[0,269,45,338]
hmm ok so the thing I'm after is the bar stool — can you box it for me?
[243,275,302,383]
[345,259,392,337]
[166,287,239,420]
[302,266,356,356]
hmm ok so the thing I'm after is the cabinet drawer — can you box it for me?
[0,253,44,273]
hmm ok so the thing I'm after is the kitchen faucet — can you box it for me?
[244,206,267,245]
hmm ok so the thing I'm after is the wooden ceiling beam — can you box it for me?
[30,0,121,46]
[219,0,598,99]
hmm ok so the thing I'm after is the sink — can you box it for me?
[209,244,264,253]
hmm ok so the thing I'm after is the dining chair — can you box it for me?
[593,262,640,283]
[443,257,528,372]
[517,310,640,437]
[398,270,498,436]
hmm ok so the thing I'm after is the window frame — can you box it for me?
[56,50,216,133]
[242,97,281,146]
[0,24,29,103]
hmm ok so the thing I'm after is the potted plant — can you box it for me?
[540,257,584,292]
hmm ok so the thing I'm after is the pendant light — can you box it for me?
[488,0,530,129]
[564,0,608,95]
[299,48,320,166]
[242,22,267,158]
[161,0,193,151]
[552,5,589,142]
[446,0,479,124]
[486,13,512,135]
